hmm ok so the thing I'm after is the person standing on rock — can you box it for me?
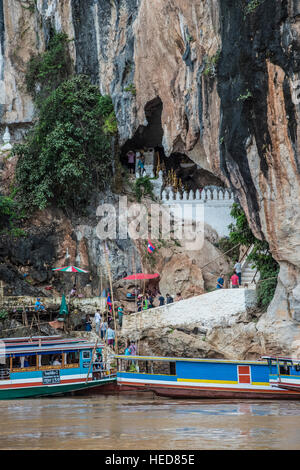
[127,150,135,174]
[118,305,124,327]
[234,261,242,286]
[106,326,115,349]
[231,272,240,289]
[100,318,108,340]
[137,154,145,177]
[216,274,225,289]
[94,310,101,336]
[158,292,165,306]
[85,314,92,332]
[128,341,137,356]
[166,294,173,304]
[137,295,143,312]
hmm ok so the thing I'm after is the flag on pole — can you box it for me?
[107,293,112,311]
[147,240,155,254]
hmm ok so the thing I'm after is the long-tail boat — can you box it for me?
[115,354,300,399]
[263,356,300,392]
[0,336,116,399]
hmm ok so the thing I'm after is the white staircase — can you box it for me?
[240,246,260,288]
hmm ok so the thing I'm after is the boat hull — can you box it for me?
[0,377,116,400]
[118,381,300,400]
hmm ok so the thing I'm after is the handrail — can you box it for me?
[240,244,254,271]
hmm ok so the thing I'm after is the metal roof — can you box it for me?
[115,355,268,365]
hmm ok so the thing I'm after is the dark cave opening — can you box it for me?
[121,96,224,193]
[121,96,164,164]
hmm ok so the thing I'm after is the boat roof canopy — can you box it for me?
[115,355,268,365]
[2,342,104,356]
[262,356,300,364]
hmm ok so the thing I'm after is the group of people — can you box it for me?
[135,290,183,311]
[216,261,242,290]
[126,149,145,176]
[85,311,116,348]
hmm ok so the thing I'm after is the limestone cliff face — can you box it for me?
[1,1,300,351]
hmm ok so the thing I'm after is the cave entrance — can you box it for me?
[121,96,224,194]
[121,97,165,175]
[162,152,225,194]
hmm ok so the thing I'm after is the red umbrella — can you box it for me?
[122,273,160,281]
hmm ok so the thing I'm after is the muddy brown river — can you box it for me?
[0,393,299,450]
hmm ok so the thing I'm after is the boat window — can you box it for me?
[40,354,52,366]
[12,355,37,369]
[138,361,150,373]
[65,351,79,365]
[280,364,290,375]
[151,361,176,376]
[82,351,91,360]
[40,354,62,367]
[170,362,176,376]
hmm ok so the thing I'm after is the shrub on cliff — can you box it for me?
[14,75,114,211]
[26,32,72,106]
[228,203,279,310]
[0,195,25,237]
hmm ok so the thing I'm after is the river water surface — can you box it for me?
[0,393,299,450]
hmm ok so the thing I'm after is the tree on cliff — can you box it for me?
[13,31,117,212]
[228,203,279,311]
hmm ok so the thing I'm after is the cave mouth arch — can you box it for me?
[121,96,164,163]
[120,96,225,193]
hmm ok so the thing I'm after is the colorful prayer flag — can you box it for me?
[107,294,112,311]
[147,240,155,254]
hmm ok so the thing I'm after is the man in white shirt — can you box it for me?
[94,310,102,336]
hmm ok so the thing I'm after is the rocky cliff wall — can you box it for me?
[1,1,300,352]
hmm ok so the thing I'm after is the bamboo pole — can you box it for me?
[200,243,241,270]
[103,242,118,354]
[99,265,103,297]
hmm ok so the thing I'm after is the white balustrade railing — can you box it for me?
[161,186,233,203]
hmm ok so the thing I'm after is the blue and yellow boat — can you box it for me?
[0,336,116,399]
[116,354,300,399]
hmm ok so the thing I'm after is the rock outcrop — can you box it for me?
[1,1,300,354]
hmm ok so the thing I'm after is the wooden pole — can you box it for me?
[99,265,103,297]
[103,242,118,354]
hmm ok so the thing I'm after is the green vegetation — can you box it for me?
[17,0,37,13]
[237,89,253,102]
[124,83,136,96]
[227,203,279,310]
[26,32,72,105]
[203,49,221,78]
[132,176,155,202]
[243,0,266,18]
[0,310,8,320]
[13,31,117,212]
[0,195,25,237]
